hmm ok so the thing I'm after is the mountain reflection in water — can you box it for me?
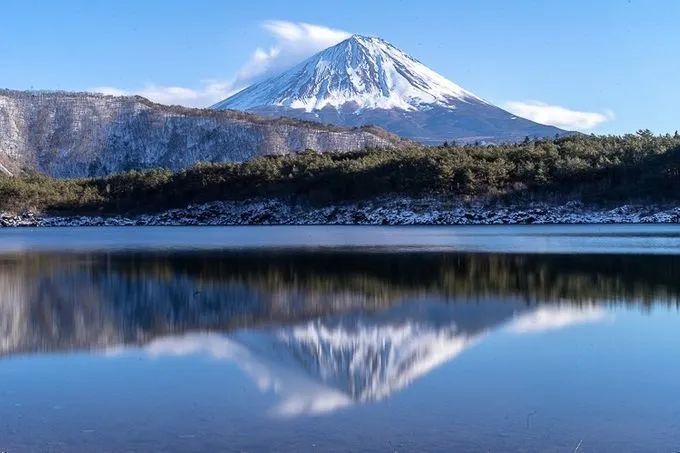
[1,251,678,415]
[138,302,604,417]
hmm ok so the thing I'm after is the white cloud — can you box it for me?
[506,306,606,334]
[91,86,128,97]
[92,84,228,107]
[140,332,353,417]
[235,20,350,86]
[504,101,614,130]
[90,21,351,108]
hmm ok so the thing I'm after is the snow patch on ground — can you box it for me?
[3,197,680,227]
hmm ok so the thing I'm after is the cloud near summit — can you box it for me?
[242,21,351,84]
[503,101,613,131]
[92,21,351,108]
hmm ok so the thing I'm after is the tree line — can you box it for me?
[1,130,680,214]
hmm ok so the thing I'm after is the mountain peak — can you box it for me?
[213,36,566,144]
[346,34,386,44]
[214,34,482,113]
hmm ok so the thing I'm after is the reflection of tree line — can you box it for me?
[1,251,678,356]
[105,251,680,305]
[3,251,680,307]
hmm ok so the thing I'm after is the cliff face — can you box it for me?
[0,90,404,178]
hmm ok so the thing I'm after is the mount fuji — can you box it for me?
[213,35,566,144]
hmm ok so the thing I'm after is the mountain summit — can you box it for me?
[216,35,481,112]
[213,35,566,144]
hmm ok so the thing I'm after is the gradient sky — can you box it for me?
[2,0,678,134]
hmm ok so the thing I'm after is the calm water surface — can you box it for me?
[1,226,679,452]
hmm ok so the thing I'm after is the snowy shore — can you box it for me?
[2,197,680,227]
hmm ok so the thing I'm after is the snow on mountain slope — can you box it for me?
[214,35,567,144]
[142,299,526,415]
[215,35,483,113]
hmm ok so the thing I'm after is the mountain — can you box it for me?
[139,301,600,417]
[257,301,520,403]
[0,89,405,178]
[213,35,566,144]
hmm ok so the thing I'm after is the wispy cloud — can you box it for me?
[504,101,614,130]
[91,83,229,107]
[506,306,606,334]
[90,21,351,108]
[138,332,353,417]
[236,20,351,87]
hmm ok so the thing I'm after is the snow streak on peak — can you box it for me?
[275,318,476,402]
[215,34,483,113]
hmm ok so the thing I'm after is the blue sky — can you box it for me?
[2,0,678,134]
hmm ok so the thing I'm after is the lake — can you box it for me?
[1,226,679,452]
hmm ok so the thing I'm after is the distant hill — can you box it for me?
[214,35,566,144]
[0,89,406,178]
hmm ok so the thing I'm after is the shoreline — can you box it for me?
[2,197,680,227]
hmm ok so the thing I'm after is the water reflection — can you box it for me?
[2,251,679,354]
[2,247,680,451]
[2,251,678,356]
[1,251,674,411]
[136,301,606,417]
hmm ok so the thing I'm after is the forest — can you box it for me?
[1,130,679,214]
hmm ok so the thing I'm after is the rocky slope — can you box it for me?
[215,35,566,144]
[0,89,405,178]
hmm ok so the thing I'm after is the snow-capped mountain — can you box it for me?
[141,301,602,416]
[217,35,481,113]
[213,35,566,144]
[142,300,527,416]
